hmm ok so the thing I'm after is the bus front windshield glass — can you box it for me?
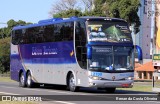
[89,46,134,71]
[87,20,132,42]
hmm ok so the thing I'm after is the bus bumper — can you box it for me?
[88,79,134,88]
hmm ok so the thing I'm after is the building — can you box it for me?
[133,0,154,59]
[135,61,154,80]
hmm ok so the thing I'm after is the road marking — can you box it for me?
[24,88,73,94]
[0,85,157,96]
[148,101,160,104]
[0,85,72,95]
[53,101,76,104]
[0,91,20,95]
[0,85,159,104]
[0,85,158,96]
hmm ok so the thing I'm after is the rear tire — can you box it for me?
[105,88,116,93]
[19,72,26,87]
[68,73,79,92]
[26,72,35,88]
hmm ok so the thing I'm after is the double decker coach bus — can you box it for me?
[10,17,142,93]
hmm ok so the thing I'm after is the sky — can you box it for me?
[0,0,56,28]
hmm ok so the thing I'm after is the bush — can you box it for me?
[0,37,10,74]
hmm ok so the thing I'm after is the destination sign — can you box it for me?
[153,54,160,60]
[96,48,112,53]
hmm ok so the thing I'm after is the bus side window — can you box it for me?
[63,22,74,41]
[26,28,35,44]
[54,24,63,42]
[12,30,23,45]
[12,31,16,45]
[36,26,44,43]
[44,25,54,42]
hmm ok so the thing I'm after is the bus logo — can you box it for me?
[70,50,74,56]
[112,76,115,81]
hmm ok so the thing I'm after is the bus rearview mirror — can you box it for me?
[135,45,143,63]
[87,46,92,59]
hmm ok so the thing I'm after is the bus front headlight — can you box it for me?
[89,76,102,80]
[125,77,134,80]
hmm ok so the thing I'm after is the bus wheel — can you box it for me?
[19,72,26,87]
[105,88,116,93]
[68,73,79,92]
[26,72,34,88]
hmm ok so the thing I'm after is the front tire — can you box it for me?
[68,73,79,92]
[19,72,26,87]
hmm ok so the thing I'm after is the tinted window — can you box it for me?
[27,27,43,43]
[44,25,54,42]
[12,30,22,45]
[11,22,74,45]
[63,22,74,41]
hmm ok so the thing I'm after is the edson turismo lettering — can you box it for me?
[32,46,58,56]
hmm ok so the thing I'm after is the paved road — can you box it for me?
[0,82,159,104]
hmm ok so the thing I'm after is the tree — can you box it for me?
[0,19,32,39]
[17,20,26,25]
[50,0,141,33]
[82,0,106,16]
[0,28,4,39]
[53,9,82,18]
[49,0,79,17]
[0,19,32,73]
[81,0,93,12]
[0,28,10,39]
[0,37,10,73]
[7,19,17,28]
[92,0,106,16]
[103,0,141,33]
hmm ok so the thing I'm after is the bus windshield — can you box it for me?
[89,46,134,72]
[87,20,132,42]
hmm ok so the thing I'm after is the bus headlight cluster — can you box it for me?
[125,77,134,80]
[89,76,102,80]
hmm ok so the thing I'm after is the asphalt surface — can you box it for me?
[0,82,159,104]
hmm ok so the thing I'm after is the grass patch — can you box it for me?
[0,77,15,82]
[118,84,152,92]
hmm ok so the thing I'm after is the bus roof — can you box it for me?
[12,16,126,30]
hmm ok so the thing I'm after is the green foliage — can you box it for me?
[0,37,10,73]
[0,19,32,39]
[104,0,141,33]
[0,19,32,73]
[17,20,26,26]
[53,9,82,18]
[7,19,17,28]
[92,0,106,16]
[52,0,141,33]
